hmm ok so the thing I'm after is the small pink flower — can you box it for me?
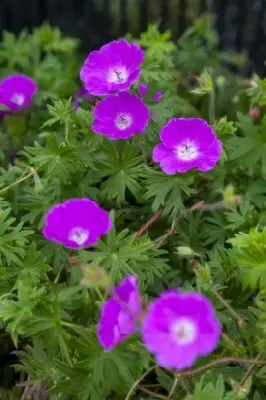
[153,118,222,174]
[141,290,221,369]
[97,275,141,350]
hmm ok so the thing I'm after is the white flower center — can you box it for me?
[115,113,132,130]
[175,140,199,161]
[108,66,128,84]
[171,318,197,345]
[68,227,89,246]
[11,93,25,106]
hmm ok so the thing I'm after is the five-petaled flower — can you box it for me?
[153,118,222,174]
[92,91,149,140]
[141,290,221,369]
[80,39,144,96]
[42,198,112,249]
[0,74,38,116]
[97,275,142,350]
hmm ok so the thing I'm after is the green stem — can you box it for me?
[125,365,156,400]
[208,88,215,124]
[95,287,105,301]
[65,118,70,144]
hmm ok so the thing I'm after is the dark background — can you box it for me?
[0,0,266,72]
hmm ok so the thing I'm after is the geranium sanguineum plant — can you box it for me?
[0,21,265,400]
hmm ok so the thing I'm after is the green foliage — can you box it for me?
[0,17,266,400]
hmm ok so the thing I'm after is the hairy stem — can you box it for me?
[167,376,179,399]
[124,365,156,400]
[135,208,163,239]
[0,168,39,195]
[239,353,261,388]
[138,385,168,400]
[212,288,246,327]
[208,85,215,124]
[177,357,266,377]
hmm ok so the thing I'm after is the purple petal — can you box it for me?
[196,139,223,172]
[80,39,144,96]
[141,291,221,369]
[138,83,148,98]
[160,118,216,150]
[92,92,149,140]
[152,91,163,102]
[97,298,137,350]
[0,74,37,113]
[152,144,173,162]
[112,275,141,316]
[42,198,112,249]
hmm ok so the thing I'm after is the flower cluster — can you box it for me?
[80,39,222,172]
[97,275,221,369]
[40,38,224,370]
[0,74,37,116]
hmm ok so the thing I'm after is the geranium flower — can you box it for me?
[0,74,38,116]
[92,91,149,140]
[97,275,142,350]
[153,118,222,174]
[72,87,95,111]
[42,198,112,249]
[80,39,144,96]
[141,290,221,369]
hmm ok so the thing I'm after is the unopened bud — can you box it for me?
[177,246,194,257]
[190,69,213,95]
[223,185,241,208]
[32,169,43,192]
[196,264,212,283]
[249,106,260,119]
[247,80,258,88]
[81,265,110,288]
[216,76,225,88]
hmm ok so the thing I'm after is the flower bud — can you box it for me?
[81,265,110,288]
[190,69,213,95]
[177,246,194,257]
[249,106,260,119]
[196,264,212,284]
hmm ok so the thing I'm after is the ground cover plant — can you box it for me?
[1,14,266,400]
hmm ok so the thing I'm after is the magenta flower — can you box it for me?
[97,275,141,350]
[138,83,163,102]
[0,74,38,116]
[141,290,221,369]
[42,198,112,249]
[80,39,144,96]
[153,118,222,174]
[92,91,149,140]
[72,87,95,111]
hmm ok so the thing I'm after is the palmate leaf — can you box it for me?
[0,207,33,266]
[229,228,266,291]
[79,223,169,288]
[22,136,85,182]
[19,178,61,228]
[227,112,266,176]
[144,168,195,217]
[192,376,238,400]
[97,141,145,205]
